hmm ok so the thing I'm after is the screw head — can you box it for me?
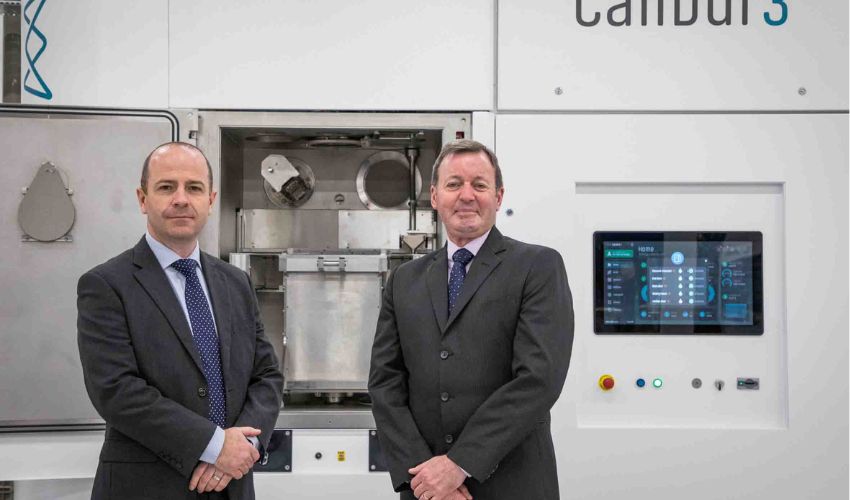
[505,208,514,216]
[798,87,807,96]
[554,87,563,95]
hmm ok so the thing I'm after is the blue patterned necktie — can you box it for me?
[171,259,227,428]
[448,248,474,315]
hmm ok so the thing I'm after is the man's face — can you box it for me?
[430,151,504,246]
[136,145,216,249]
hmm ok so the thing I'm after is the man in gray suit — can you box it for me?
[369,140,574,500]
[77,142,283,499]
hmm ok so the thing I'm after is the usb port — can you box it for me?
[736,377,760,390]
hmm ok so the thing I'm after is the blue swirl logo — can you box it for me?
[23,0,52,100]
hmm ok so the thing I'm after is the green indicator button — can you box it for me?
[652,378,663,388]
[605,249,634,258]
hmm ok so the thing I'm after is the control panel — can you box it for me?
[595,232,763,334]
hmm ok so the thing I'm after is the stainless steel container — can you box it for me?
[280,252,387,394]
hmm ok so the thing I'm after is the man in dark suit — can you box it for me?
[77,142,283,500]
[369,139,574,500]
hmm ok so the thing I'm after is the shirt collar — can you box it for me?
[447,229,491,261]
[145,231,201,271]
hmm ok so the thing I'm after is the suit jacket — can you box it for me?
[369,227,574,500]
[77,237,283,500]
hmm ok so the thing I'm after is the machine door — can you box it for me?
[0,106,178,430]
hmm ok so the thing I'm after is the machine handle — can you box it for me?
[316,256,347,272]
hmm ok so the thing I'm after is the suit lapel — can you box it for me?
[201,254,233,400]
[444,228,506,333]
[427,247,449,334]
[132,238,205,375]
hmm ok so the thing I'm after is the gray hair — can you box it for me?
[140,142,213,193]
[430,139,503,189]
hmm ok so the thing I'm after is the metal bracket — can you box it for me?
[21,233,72,243]
[170,109,200,144]
[254,429,293,473]
[368,429,388,472]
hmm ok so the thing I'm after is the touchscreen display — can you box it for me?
[594,232,763,334]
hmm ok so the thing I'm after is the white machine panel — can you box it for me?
[291,429,370,474]
[20,0,168,107]
[169,0,494,110]
[255,473,396,500]
[576,186,786,429]
[498,0,848,110]
[495,113,847,499]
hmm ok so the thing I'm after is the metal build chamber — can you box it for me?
[199,112,470,428]
[279,252,386,395]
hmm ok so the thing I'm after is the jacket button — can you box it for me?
[440,392,450,402]
[198,387,207,398]
[444,434,453,444]
[440,350,450,360]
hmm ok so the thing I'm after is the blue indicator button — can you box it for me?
[636,378,646,388]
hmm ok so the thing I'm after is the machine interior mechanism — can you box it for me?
[211,114,469,428]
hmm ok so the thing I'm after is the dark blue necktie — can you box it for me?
[172,259,227,428]
[448,248,474,314]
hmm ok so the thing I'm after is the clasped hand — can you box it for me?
[189,426,261,493]
[409,455,472,500]
[189,462,231,493]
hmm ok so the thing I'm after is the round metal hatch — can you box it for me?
[356,151,421,210]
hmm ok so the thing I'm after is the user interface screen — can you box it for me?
[594,232,763,334]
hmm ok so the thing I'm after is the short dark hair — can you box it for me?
[431,139,503,189]
[140,142,213,193]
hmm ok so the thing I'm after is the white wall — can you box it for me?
[20,1,847,111]
[169,0,494,110]
[499,0,848,110]
[20,0,168,107]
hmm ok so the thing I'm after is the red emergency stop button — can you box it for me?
[598,374,615,391]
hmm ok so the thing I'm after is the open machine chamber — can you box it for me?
[201,112,470,429]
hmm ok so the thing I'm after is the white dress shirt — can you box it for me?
[446,229,491,281]
[445,228,490,479]
[145,232,258,464]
